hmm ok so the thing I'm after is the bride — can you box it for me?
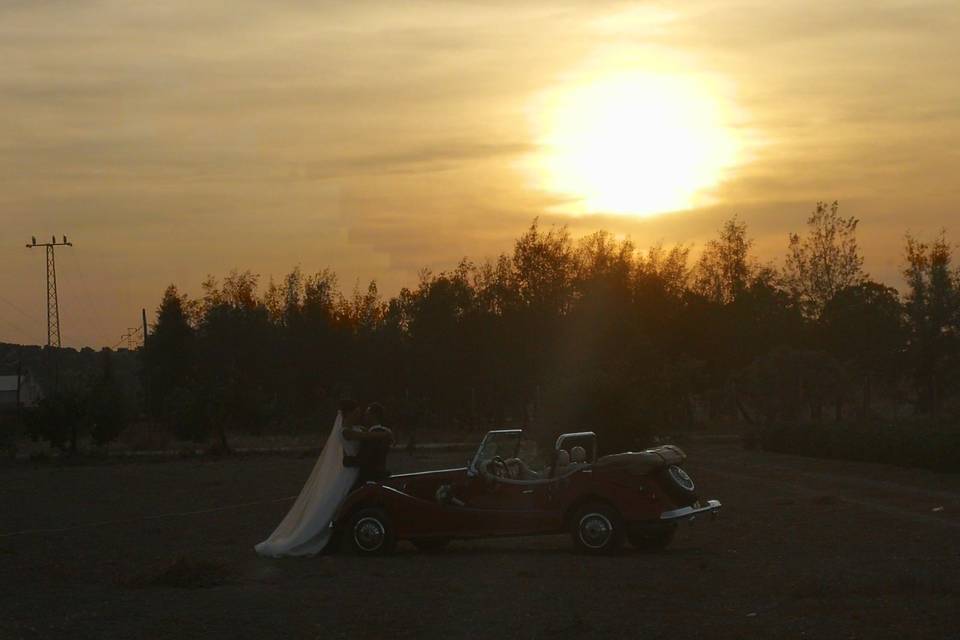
[254,399,365,557]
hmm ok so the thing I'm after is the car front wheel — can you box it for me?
[570,503,624,554]
[347,507,396,555]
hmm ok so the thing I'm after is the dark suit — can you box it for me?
[356,425,393,484]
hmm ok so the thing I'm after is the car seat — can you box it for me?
[555,449,570,476]
[570,445,587,465]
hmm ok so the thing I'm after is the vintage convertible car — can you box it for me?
[332,429,721,555]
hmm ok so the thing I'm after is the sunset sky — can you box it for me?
[2,1,959,348]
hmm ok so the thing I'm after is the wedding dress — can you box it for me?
[254,412,360,557]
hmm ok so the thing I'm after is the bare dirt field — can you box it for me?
[2,441,959,639]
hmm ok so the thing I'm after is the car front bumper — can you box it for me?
[659,499,722,522]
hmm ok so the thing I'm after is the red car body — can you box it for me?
[333,429,721,554]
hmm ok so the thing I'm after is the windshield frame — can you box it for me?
[468,429,523,476]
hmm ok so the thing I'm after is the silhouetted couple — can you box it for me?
[254,399,393,557]
[341,400,394,485]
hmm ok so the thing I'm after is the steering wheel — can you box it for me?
[486,456,509,479]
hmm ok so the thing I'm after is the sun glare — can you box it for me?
[530,72,742,217]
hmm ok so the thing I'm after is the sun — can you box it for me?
[528,72,742,217]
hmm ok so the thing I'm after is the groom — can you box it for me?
[357,402,393,484]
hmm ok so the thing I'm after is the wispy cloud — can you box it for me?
[1,0,958,347]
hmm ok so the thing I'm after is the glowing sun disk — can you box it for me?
[533,72,741,217]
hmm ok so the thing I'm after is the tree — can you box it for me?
[23,389,85,453]
[142,285,194,417]
[87,349,129,446]
[132,209,931,450]
[193,271,273,451]
[511,219,576,315]
[784,201,865,318]
[902,232,959,415]
[820,281,904,414]
[692,216,756,305]
[738,347,845,424]
[636,242,689,299]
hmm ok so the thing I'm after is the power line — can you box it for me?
[0,295,44,344]
[0,293,43,325]
[113,324,143,350]
[0,315,38,345]
[25,235,73,347]
[58,247,112,348]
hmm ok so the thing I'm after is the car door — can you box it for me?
[459,476,559,535]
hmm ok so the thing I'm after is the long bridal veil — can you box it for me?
[255,411,360,557]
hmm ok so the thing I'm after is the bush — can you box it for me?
[164,386,210,442]
[759,420,960,472]
[87,379,130,446]
[22,382,130,453]
[0,414,21,455]
[23,391,86,452]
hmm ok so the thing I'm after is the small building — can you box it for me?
[0,371,43,412]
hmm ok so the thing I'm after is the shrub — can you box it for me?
[23,391,86,452]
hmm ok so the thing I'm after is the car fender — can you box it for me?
[560,472,668,525]
[333,482,480,539]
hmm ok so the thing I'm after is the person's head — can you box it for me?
[365,402,385,426]
[339,398,361,425]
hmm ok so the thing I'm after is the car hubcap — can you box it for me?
[354,517,385,552]
[579,513,613,549]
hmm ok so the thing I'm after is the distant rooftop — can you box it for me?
[0,375,22,393]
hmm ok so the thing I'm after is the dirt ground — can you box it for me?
[2,441,959,640]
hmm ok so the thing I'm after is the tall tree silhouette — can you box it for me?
[903,233,959,415]
[692,216,756,305]
[142,285,194,417]
[784,201,865,318]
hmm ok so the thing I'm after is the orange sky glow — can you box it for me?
[1,1,959,348]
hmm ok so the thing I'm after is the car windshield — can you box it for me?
[473,431,521,466]
[472,431,548,475]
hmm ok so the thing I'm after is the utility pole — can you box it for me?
[15,347,22,421]
[25,235,73,348]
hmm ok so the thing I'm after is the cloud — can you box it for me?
[1,0,958,347]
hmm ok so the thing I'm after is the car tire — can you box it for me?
[411,537,450,552]
[347,507,396,555]
[570,502,624,554]
[627,523,677,552]
[658,465,698,507]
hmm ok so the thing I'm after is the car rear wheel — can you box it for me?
[627,523,677,552]
[658,465,698,507]
[411,537,450,552]
[347,507,396,555]
[570,503,624,554]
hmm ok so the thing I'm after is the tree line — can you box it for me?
[131,202,959,457]
[7,202,957,463]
